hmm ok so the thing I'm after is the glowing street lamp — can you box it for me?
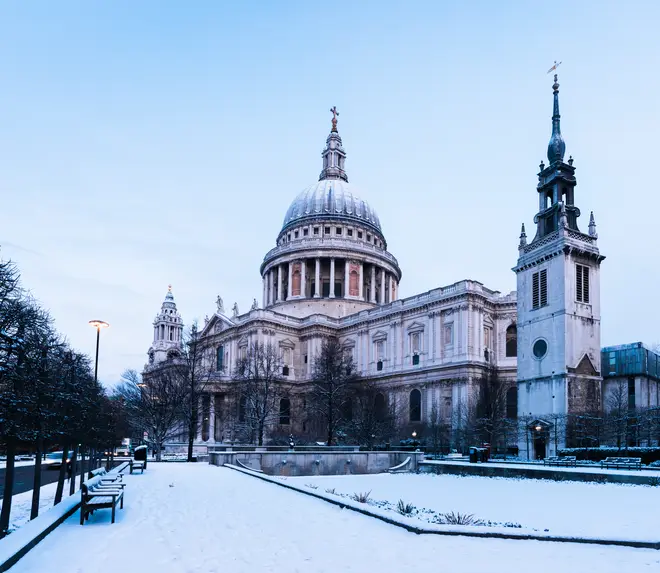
[88,320,109,384]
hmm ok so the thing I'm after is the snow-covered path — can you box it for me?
[10,464,659,573]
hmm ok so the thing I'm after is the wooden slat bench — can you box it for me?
[129,459,145,474]
[80,476,124,525]
[543,456,577,467]
[88,467,127,489]
[600,457,642,470]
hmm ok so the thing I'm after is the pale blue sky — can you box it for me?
[1,1,659,386]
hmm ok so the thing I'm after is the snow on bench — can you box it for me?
[543,456,577,467]
[388,457,411,473]
[80,476,124,525]
[600,457,642,470]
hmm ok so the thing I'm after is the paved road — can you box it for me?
[0,459,118,495]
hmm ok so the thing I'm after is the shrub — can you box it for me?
[558,447,660,465]
[325,488,336,495]
[396,499,415,515]
[351,491,372,503]
[305,483,318,490]
[648,477,660,487]
[442,511,484,526]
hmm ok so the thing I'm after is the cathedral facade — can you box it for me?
[145,77,655,457]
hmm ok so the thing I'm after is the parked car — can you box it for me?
[44,451,73,470]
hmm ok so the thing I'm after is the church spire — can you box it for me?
[319,107,348,182]
[547,74,566,164]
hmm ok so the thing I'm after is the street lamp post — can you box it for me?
[88,320,109,384]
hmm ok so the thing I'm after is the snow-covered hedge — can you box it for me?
[558,447,660,465]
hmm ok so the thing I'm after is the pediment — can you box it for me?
[279,338,296,349]
[570,353,599,376]
[372,330,388,342]
[406,321,425,333]
[200,313,236,336]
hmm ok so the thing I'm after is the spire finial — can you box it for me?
[547,67,566,164]
[588,211,598,238]
[330,106,339,132]
[168,284,172,292]
[519,223,527,248]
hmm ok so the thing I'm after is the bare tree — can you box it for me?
[309,338,358,445]
[115,368,186,461]
[233,342,283,446]
[344,382,394,449]
[604,380,630,449]
[475,367,514,453]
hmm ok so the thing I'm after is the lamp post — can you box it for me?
[88,320,109,384]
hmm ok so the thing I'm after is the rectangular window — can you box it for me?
[443,324,453,346]
[324,227,330,235]
[357,231,363,239]
[347,229,353,237]
[336,227,342,235]
[576,264,590,303]
[294,230,299,238]
[411,332,421,354]
[314,227,319,235]
[376,340,385,360]
[303,228,309,236]
[532,269,548,309]
[216,345,224,371]
[367,234,372,242]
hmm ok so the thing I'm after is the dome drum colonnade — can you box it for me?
[260,109,401,310]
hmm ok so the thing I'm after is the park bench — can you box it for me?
[88,467,126,489]
[600,457,642,470]
[543,456,577,467]
[80,476,124,525]
[129,459,145,474]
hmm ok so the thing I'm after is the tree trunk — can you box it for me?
[30,436,43,520]
[68,445,78,496]
[79,447,85,490]
[0,441,16,538]
[54,441,69,505]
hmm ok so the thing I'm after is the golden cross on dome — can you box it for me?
[330,106,339,131]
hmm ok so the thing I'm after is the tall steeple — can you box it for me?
[319,106,348,182]
[547,74,566,164]
[147,285,184,365]
[530,73,580,241]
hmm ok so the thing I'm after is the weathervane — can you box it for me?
[547,60,562,74]
[330,106,339,132]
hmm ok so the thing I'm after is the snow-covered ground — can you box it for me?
[292,473,659,542]
[7,463,659,573]
[0,480,77,533]
[0,461,37,470]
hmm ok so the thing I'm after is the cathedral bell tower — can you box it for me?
[147,286,184,365]
[514,75,605,459]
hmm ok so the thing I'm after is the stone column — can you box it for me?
[370,265,376,303]
[314,258,321,297]
[301,259,307,298]
[277,265,284,302]
[380,269,386,304]
[358,262,364,300]
[209,394,216,442]
[329,258,336,298]
[287,262,293,299]
[390,276,395,302]
[262,276,267,308]
[344,259,350,299]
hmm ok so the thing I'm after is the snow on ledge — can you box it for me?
[223,464,660,551]
[0,496,80,572]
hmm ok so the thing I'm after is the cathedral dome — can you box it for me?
[281,179,382,235]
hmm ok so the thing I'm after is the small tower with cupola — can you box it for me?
[514,75,605,459]
[147,286,184,365]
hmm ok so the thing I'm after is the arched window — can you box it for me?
[506,387,518,419]
[279,398,291,425]
[239,396,247,423]
[506,325,517,357]
[409,389,421,422]
[374,393,386,422]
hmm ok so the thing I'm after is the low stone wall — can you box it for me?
[420,461,660,485]
[209,451,422,476]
